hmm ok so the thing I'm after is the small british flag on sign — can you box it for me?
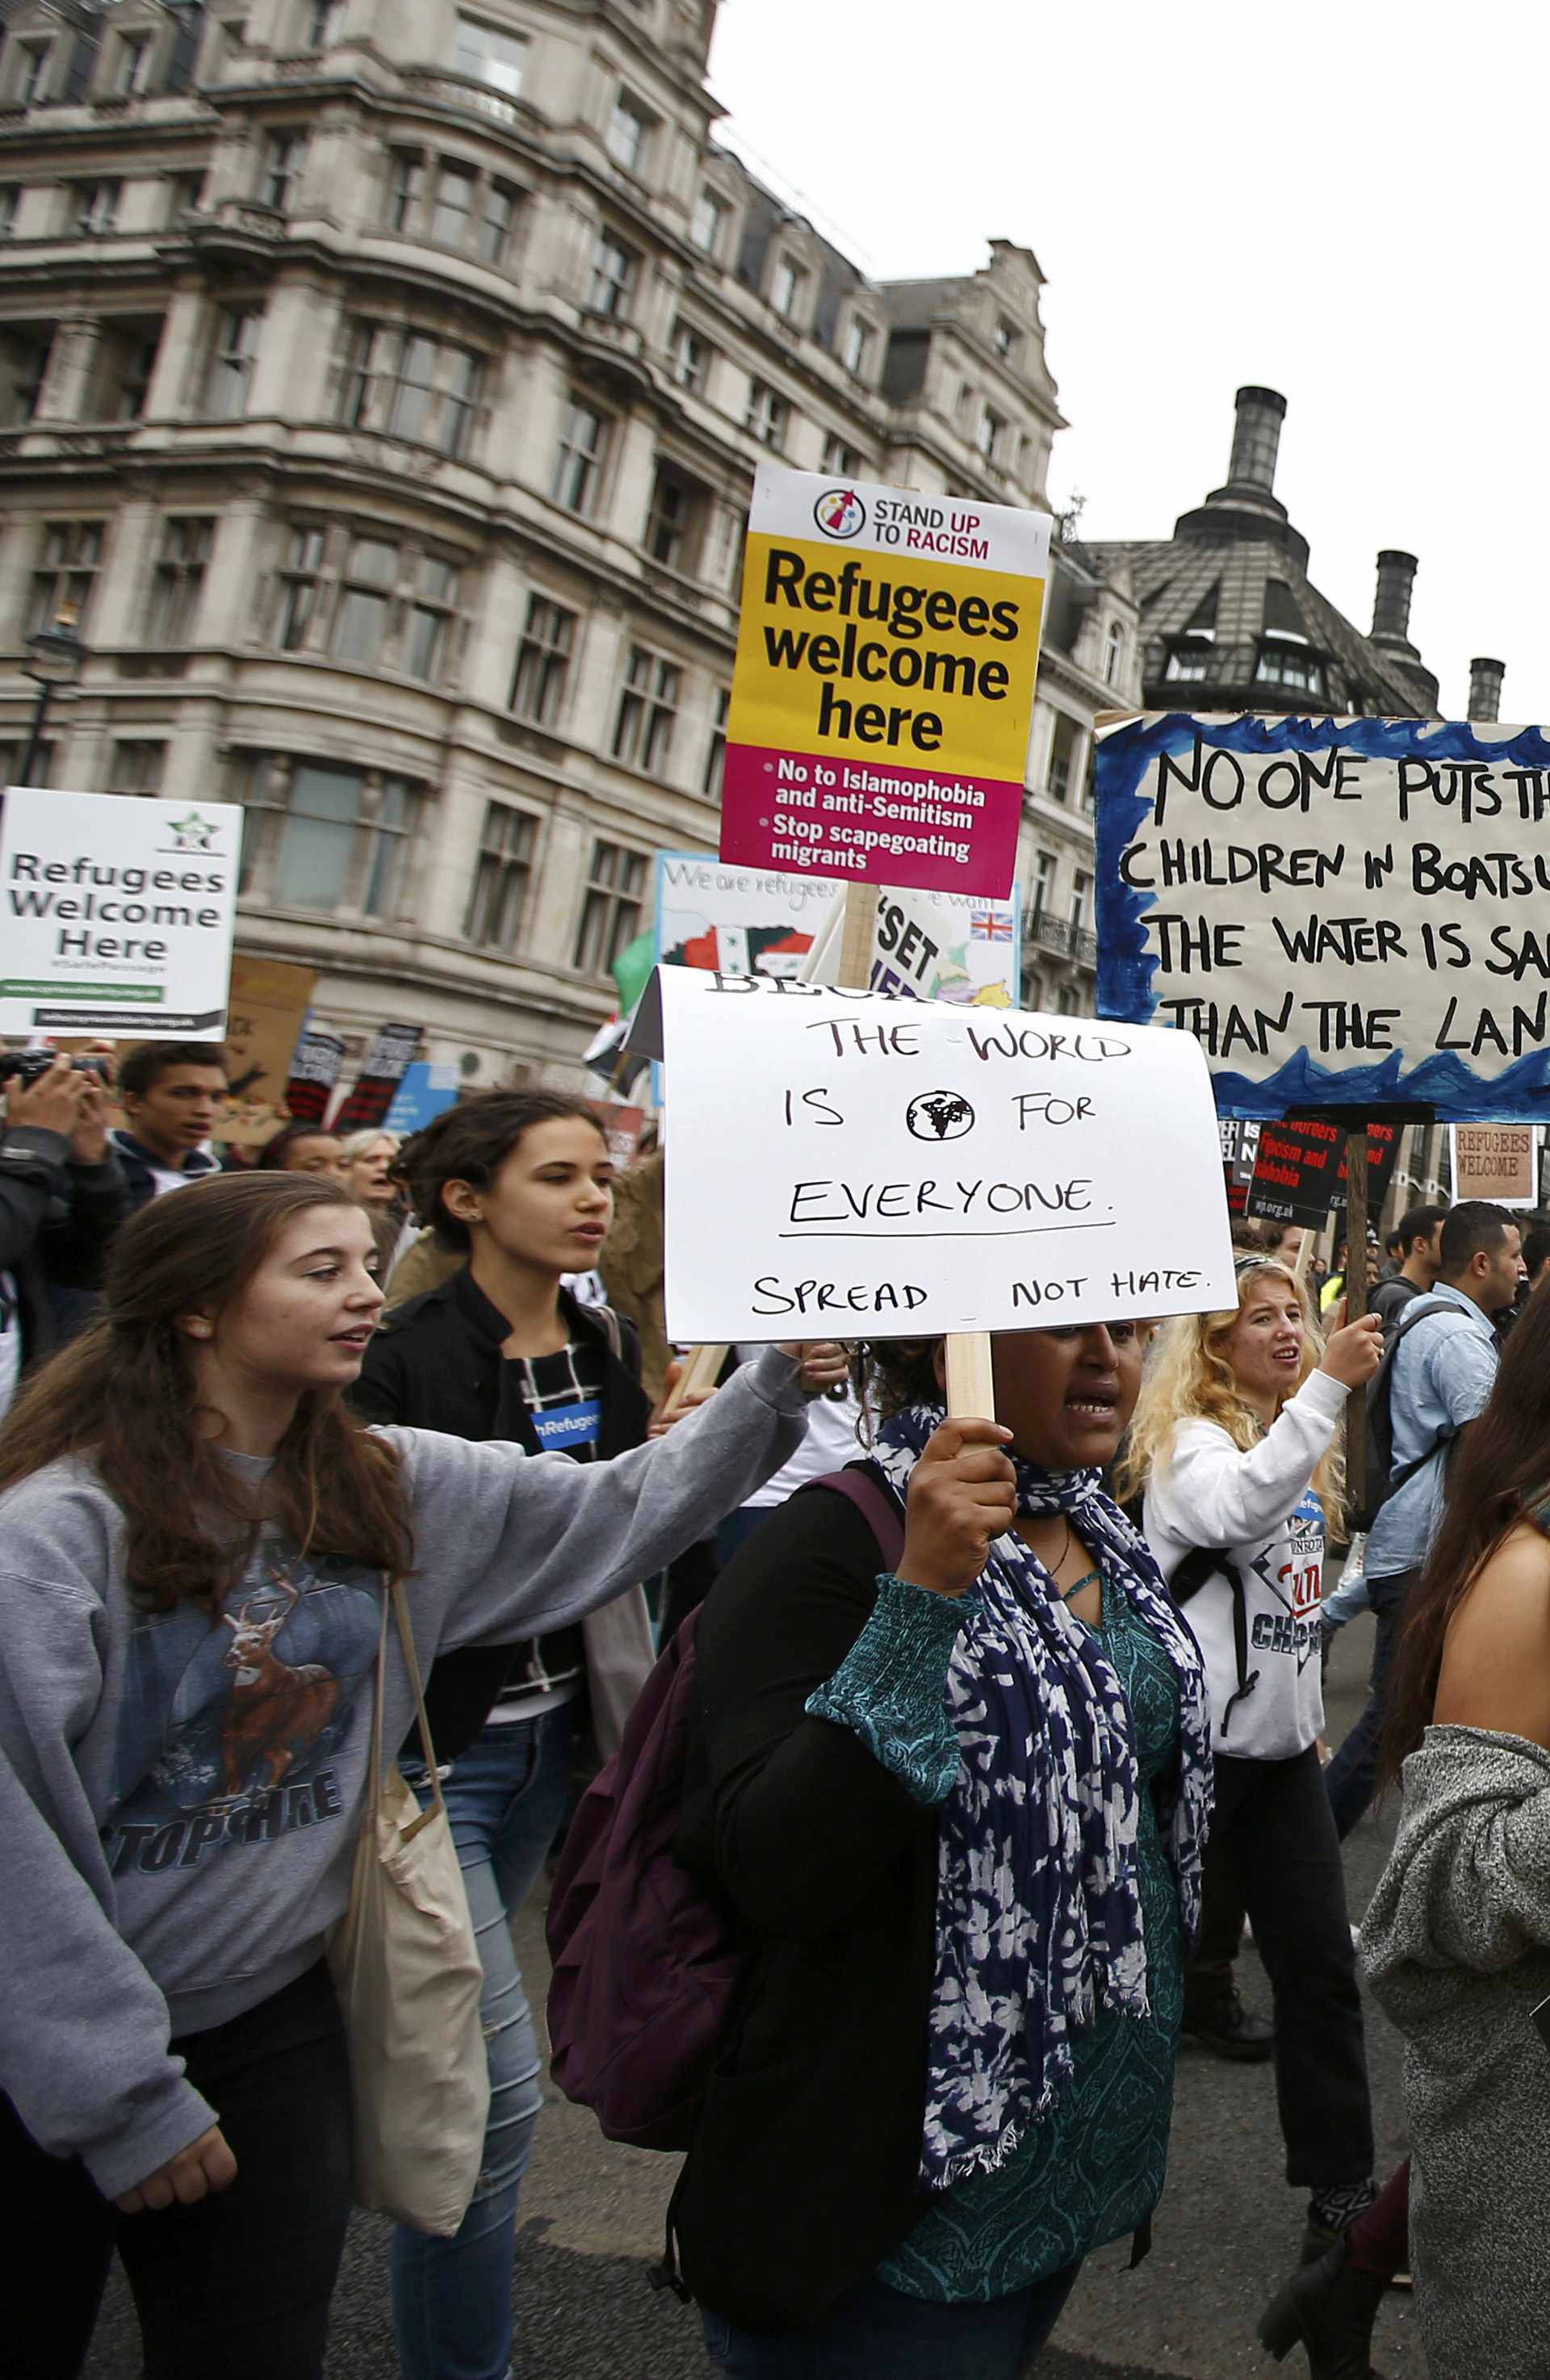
[970,911,1013,941]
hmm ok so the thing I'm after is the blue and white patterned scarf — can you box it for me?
[873,1402,1213,2191]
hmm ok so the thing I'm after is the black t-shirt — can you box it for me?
[495,1335,607,1706]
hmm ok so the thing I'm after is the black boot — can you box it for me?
[1258,2236,1388,2380]
[1180,1984,1274,2061]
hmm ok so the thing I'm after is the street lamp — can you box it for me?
[19,603,86,784]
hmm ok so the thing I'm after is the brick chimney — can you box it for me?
[1468,657,1505,722]
[1226,386,1286,494]
[1372,551,1418,647]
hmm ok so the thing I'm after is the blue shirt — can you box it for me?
[1366,1285,1500,1580]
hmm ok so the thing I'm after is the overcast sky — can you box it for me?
[708,2,1542,723]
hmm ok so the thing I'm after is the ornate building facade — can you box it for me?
[0,0,1133,1080]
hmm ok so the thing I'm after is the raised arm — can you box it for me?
[1147,1371,1347,1552]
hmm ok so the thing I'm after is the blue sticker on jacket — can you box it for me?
[531,1398,602,1453]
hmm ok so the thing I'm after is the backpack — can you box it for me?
[1169,1548,1259,1737]
[1351,1294,1470,1536]
[544,1463,907,2153]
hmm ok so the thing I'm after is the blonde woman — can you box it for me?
[1119,1261,1382,2265]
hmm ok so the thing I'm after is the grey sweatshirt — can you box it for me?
[0,1346,806,2198]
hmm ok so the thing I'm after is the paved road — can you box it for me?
[85,1614,1422,2379]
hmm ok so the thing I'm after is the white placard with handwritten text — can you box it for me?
[634,966,1235,1341]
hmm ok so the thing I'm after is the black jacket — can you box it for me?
[351,1267,651,1757]
[672,1479,940,2331]
[0,1127,131,1374]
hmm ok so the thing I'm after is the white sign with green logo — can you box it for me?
[0,786,243,1039]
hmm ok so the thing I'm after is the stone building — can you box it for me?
[0,0,1133,1083]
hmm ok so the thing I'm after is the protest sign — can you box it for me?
[630,966,1234,1342]
[1449,1123,1540,1205]
[1095,713,1550,1121]
[1220,1119,1261,1216]
[656,853,1020,1007]
[285,1024,346,1125]
[333,1023,422,1133]
[218,953,317,1148]
[384,1059,459,1136]
[1245,1117,1401,1230]
[0,786,241,1039]
[590,1101,647,1163]
[718,467,1049,899]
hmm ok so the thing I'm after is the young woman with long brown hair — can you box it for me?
[0,1170,821,2380]
[1360,1278,1550,2378]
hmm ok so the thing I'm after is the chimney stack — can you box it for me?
[1372,551,1418,647]
[1226,386,1286,494]
[1468,658,1505,722]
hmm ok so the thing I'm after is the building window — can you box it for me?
[0,187,19,239]
[509,593,576,723]
[975,403,1007,464]
[276,524,325,649]
[690,188,727,254]
[551,396,609,513]
[106,740,166,797]
[645,463,702,573]
[465,802,535,949]
[992,315,1019,362]
[477,180,517,263]
[342,324,482,458]
[1070,869,1091,932]
[103,326,161,421]
[16,43,52,106]
[771,257,806,321]
[1057,984,1079,1016]
[612,644,680,777]
[745,380,787,450]
[606,91,650,173]
[245,758,418,917]
[114,33,154,94]
[1047,713,1079,804]
[29,522,103,636]
[1031,851,1054,921]
[387,149,423,232]
[821,434,861,479]
[1104,621,1124,686]
[430,161,475,246]
[1,329,51,425]
[1255,642,1325,696]
[0,737,54,786]
[1165,642,1211,683]
[74,182,122,236]
[842,317,873,376]
[451,15,526,96]
[333,535,397,666]
[404,553,459,681]
[205,308,262,418]
[588,231,638,317]
[145,517,214,644]
[703,685,729,800]
[306,0,346,47]
[574,840,647,973]
[671,322,710,393]
[167,170,205,224]
[261,132,304,211]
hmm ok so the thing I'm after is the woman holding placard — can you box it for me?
[672,1321,1213,2378]
[1119,1261,1383,2265]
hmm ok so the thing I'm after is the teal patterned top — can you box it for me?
[879,1580,1185,2302]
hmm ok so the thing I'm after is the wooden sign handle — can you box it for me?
[835,885,997,1426]
[659,1338,728,1418]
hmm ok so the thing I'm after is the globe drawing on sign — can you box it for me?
[906,1090,976,1142]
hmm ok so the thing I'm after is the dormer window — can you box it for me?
[691,189,727,256]
[16,42,52,105]
[842,317,873,377]
[607,92,651,174]
[1164,639,1212,684]
[1255,639,1324,698]
[992,315,1019,363]
[114,34,154,94]
[771,257,807,322]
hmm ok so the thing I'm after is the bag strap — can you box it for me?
[1168,1546,1259,1735]
[804,1463,908,1572]
[367,1578,447,1846]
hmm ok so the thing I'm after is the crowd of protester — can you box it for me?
[2,1044,1547,2378]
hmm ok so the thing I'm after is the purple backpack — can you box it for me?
[545,1467,906,2152]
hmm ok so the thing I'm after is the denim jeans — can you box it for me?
[700,2261,1081,2378]
[392,1701,575,2380]
[1324,1568,1415,1839]
[6,1961,351,2380]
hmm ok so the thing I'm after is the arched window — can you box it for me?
[1104,620,1123,686]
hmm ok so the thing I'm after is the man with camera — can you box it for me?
[0,1052,131,1421]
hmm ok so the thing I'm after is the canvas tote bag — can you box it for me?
[326,1578,490,2236]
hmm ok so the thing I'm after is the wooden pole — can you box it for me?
[834,883,997,1425]
[1343,1125,1368,1516]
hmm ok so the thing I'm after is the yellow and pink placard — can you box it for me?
[720,467,1050,899]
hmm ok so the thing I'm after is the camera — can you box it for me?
[0,1051,111,1087]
